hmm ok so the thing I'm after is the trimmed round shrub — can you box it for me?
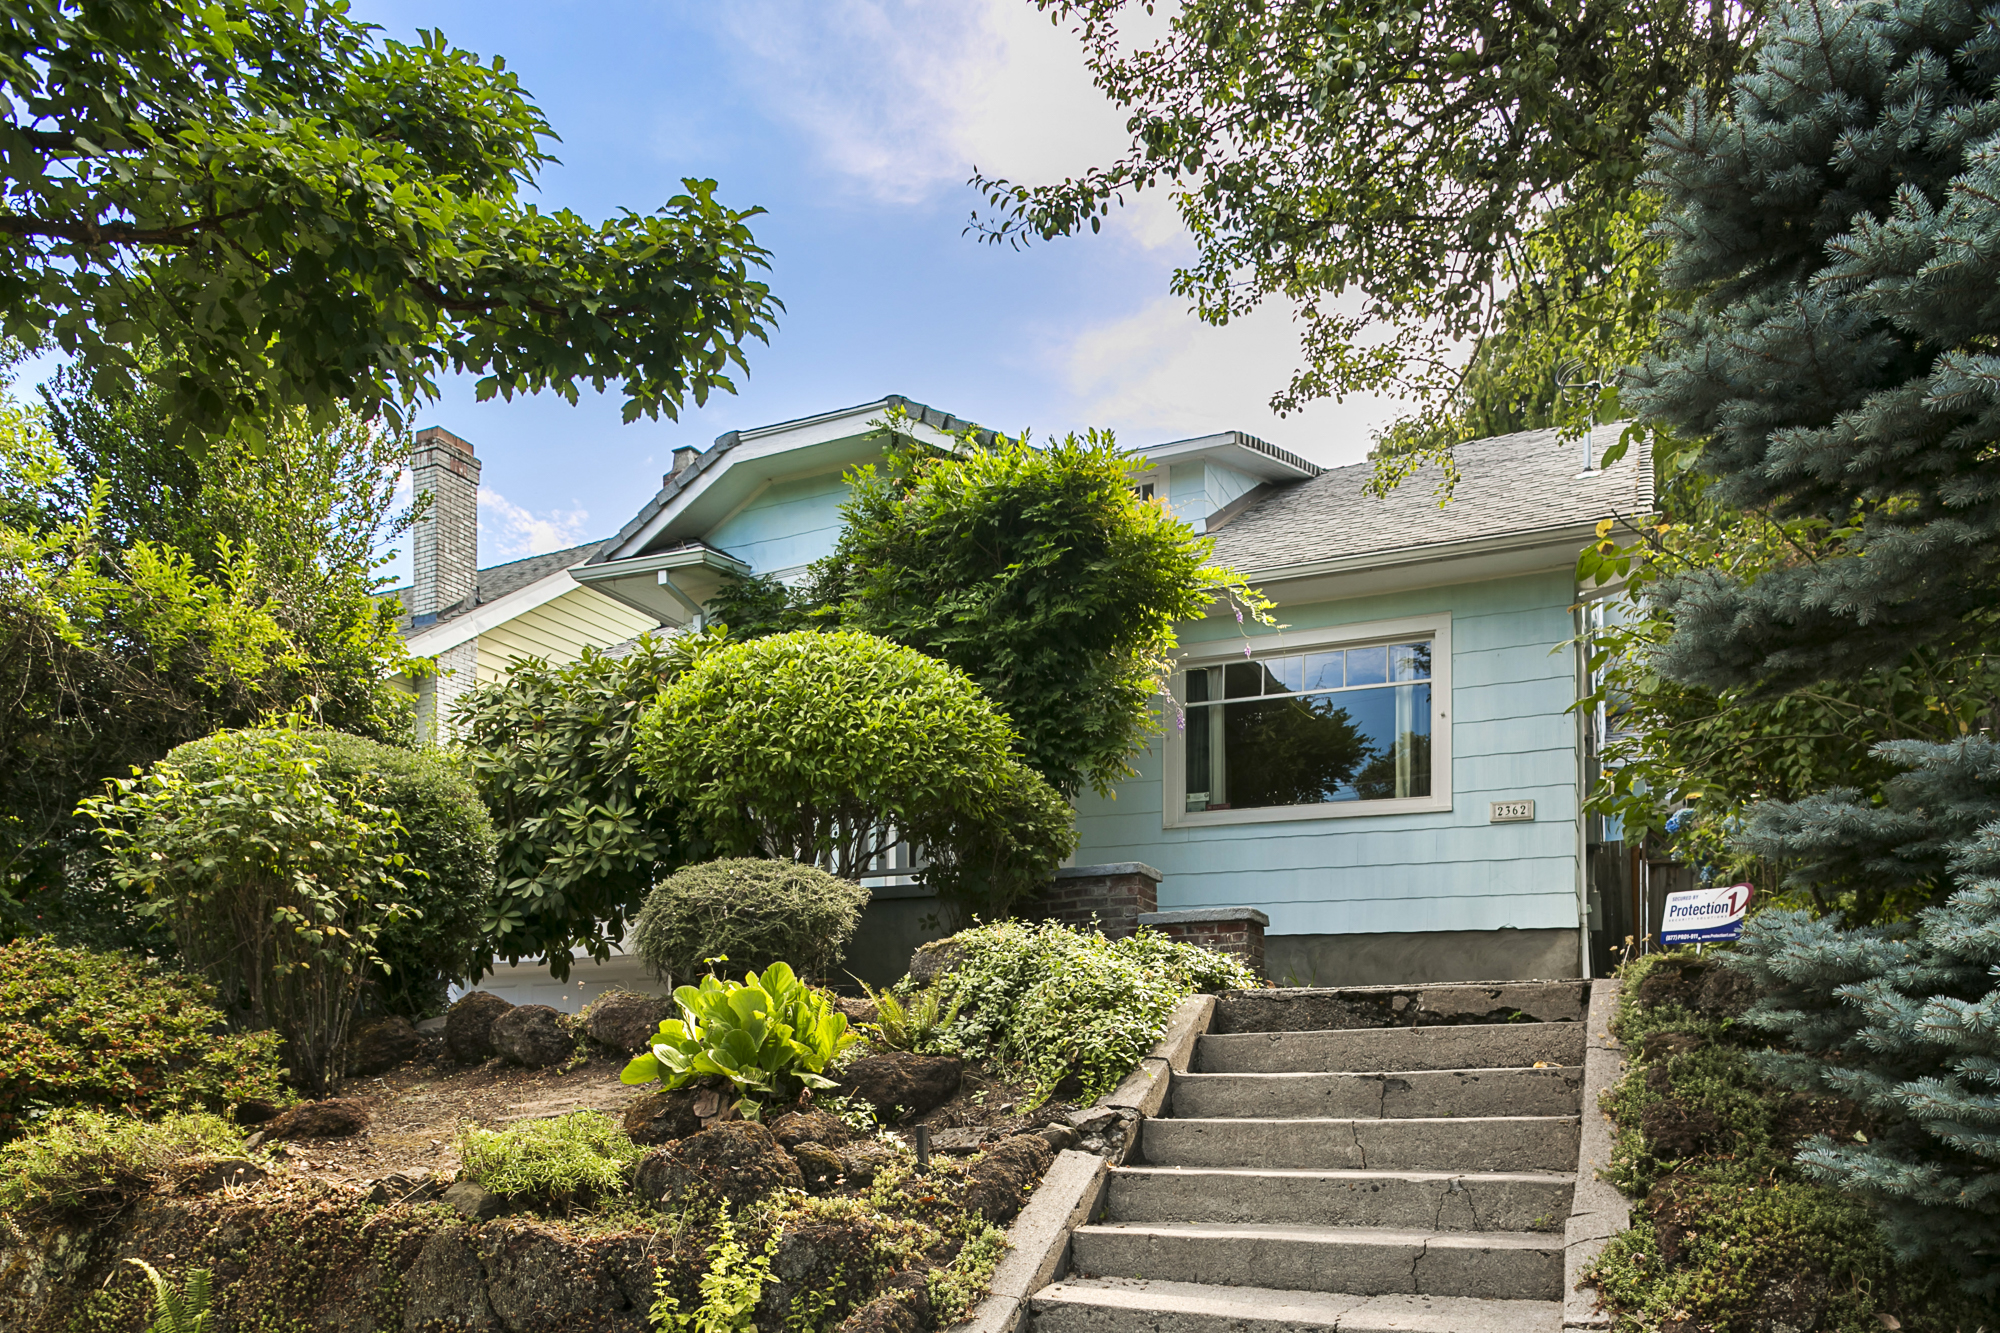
[163,728,497,1019]
[0,938,290,1140]
[636,630,1074,916]
[635,858,870,986]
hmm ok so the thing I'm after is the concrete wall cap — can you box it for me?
[1054,862,1163,882]
[1563,976,1631,1330]
[1136,907,1271,927]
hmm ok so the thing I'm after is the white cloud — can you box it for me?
[479,486,591,559]
[1059,296,1405,469]
[709,0,1169,240]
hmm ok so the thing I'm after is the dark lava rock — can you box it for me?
[634,1121,803,1207]
[835,1280,929,1333]
[793,1142,844,1192]
[1639,1030,1705,1064]
[344,1014,420,1076]
[832,1052,962,1119]
[443,1179,505,1221]
[365,1168,440,1204]
[491,1004,576,1069]
[958,1134,1052,1223]
[168,1156,266,1193]
[624,1088,705,1145]
[446,990,514,1063]
[831,995,878,1026]
[231,1099,282,1126]
[583,991,672,1052]
[264,1097,371,1140]
[837,1141,902,1186]
[906,940,961,987]
[769,1108,851,1152]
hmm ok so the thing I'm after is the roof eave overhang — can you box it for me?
[569,546,753,626]
[1228,519,1634,607]
[1136,432,1322,483]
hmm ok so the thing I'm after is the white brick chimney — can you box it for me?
[408,426,481,742]
[410,425,481,620]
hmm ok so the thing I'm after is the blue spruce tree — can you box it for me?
[1632,0,2000,1290]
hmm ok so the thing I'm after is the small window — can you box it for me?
[1133,482,1156,501]
[1180,641,1434,813]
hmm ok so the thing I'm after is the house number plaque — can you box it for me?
[1489,800,1536,823]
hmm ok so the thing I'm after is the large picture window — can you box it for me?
[1166,617,1451,825]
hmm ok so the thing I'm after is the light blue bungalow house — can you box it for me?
[566,395,1653,989]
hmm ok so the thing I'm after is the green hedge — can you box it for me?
[0,938,290,1139]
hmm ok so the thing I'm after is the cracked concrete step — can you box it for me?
[1137,1115,1581,1173]
[1069,1222,1563,1301]
[1106,1165,1574,1232]
[1170,1066,1584,1120]
[1212,981,1590,1035]
[1194,1023,1585,1075]
[1030,1276,1562,1332]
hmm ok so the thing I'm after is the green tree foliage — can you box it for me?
[1629,0,2000,692]
[1618,0,2000,1289]
[165,728,497,1020]
[452,633,719,978]
[638,631,1076,919]
[1576,472,2000,920]
[634,858,870,988]
[81,727,414,1092]
[0,374,417,930]
[0,1,779,450]
[972,0,1757,459]
[716,414,1268,799]
[836,419,1265,798]
[0,937,290,1139]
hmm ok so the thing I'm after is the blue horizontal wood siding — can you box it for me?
[706,470,852,575]
[1072,570,1581,938]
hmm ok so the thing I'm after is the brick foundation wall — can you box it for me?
[1138,908,1270,978]
[1036,863,1161,940]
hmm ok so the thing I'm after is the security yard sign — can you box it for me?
[1661,883,1754,945]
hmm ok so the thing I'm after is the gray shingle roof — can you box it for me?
[1206,425,1654,575]
[391,540,606,626]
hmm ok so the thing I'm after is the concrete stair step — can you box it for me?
[1069,1222,1563,1301]
[1138,1115,1581,1173]
[1211,981,1590,1035]
[1170,1066,1584,1120]
[1195,1023,1585,1075]
[1106,1165,1574,1232]
[1031,1276,1561,1332]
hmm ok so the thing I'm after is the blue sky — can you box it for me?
[330,4,1402,571]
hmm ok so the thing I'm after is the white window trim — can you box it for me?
[1161,611,1453,829]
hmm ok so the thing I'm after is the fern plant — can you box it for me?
[859,980,961,1053]
[129,1260,212,1333]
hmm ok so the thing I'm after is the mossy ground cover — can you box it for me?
[1587,949,1993,1332]
[0,1102,1032,1333]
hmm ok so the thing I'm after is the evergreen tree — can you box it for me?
[1631,0,2000,1289]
